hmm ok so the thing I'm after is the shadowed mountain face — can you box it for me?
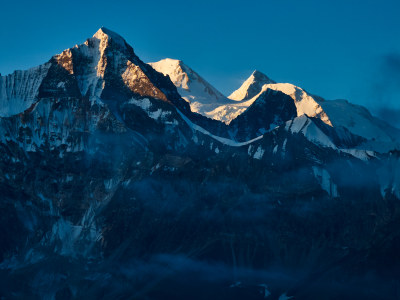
[0,28,400,300]
[228,89,298,140]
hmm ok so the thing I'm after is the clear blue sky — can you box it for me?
[1,0,399,124]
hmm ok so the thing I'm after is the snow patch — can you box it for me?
[128,97,172,120]
[273,145,278,154]
[253,146,265,159]
[287,116,337,149]
[312,166,339,197]
[340,149,375,161]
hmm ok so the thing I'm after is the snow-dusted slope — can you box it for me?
[176,108,263,147]
[285,115,337,149]
[148,58,231,115]
[0,64,51,116]
[319,100,400,152]
[204,97,253,123]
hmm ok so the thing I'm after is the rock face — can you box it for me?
[0,28,399,300]
[228,89,297,140]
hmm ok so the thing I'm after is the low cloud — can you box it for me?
[370,53,400,128]
[375,107,400,128]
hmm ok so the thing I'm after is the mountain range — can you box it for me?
[0,27,399,299]
[150,57,400,152]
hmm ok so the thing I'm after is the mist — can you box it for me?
[370,53,400,128]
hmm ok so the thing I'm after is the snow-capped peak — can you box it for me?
[92,27,128,50]
[149,58,225,102]
[50,28,177,103]
[149,58,190,92]
[228,70,275,101]
[149,58,231,115]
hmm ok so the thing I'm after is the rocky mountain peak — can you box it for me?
[91,27,129,51]
[48,29,187,104]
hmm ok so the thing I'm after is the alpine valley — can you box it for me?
[0,28,400,300]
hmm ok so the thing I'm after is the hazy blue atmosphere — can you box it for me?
[1,0,399,126]
[2,2,400,299]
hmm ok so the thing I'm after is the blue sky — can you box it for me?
[1,0,399,124]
